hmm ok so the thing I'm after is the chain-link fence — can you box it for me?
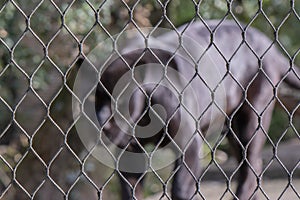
[0,0,299,199]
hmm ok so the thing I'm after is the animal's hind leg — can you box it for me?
[226,101,275,200]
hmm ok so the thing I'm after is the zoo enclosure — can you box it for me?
[0,0,300,199]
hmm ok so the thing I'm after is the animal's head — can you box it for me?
[95,48,182,147]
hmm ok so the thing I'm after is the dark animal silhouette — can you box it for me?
[95,20,300,200]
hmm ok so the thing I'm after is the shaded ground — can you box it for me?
[204,138,300,181]
[145,179,300,200]
[145,139,300,199]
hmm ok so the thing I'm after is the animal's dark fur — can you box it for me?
[95,20,300,200]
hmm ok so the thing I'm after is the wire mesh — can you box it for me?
[0,0,299,199]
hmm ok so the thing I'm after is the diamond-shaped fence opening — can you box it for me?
[0,0,299,199]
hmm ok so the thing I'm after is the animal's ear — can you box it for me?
[122,48,182,71]
[147,48,181,70]
[96,104,112,127]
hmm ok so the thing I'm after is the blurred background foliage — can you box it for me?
[0,0,299,199]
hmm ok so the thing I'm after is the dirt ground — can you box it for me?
[145,179,300,200]
[145,139,300,200]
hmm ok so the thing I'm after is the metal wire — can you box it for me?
[0,0,299,199]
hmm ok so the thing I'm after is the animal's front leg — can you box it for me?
[116,142,147,200]
[119,171,144,200]
[172,135,202,200]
